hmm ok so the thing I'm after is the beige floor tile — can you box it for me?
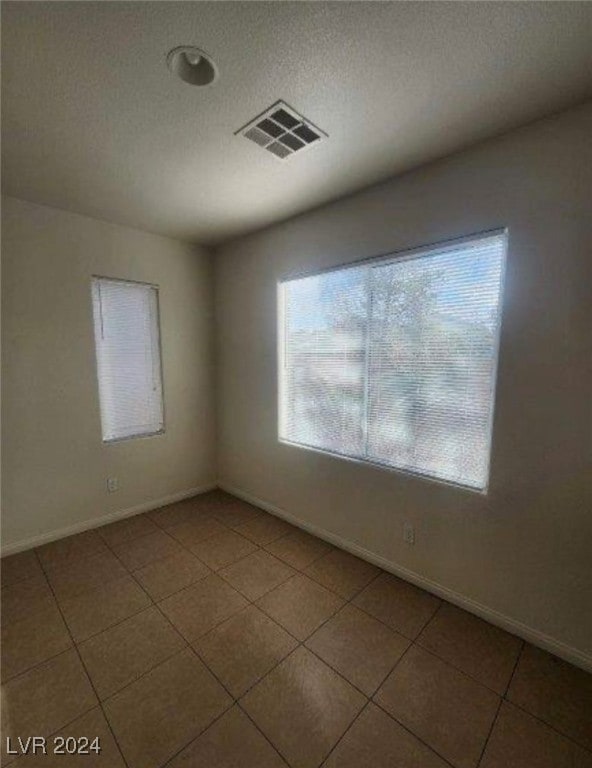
[205,489,237,503]
[1,601,72,682]
[190,530,258,571]
[212,500,263,529]
[324,702,450,768]
[58,574,151,642]
[36,531,109,572]
[175,490,232,514]
[241,646,366,768]
[417,603,522,694]
[104,648,232,768]
[147,498,215,529]
[195,605,297,697]
[159,573,248,642]
[235,513,297,545]
[480,702,592,768]
[507,644,592,751]
[257,574,344,641]
[45,550,127,601]
[167,517,227,547]
[1,574,54,626]
[133,550,210,601]
[112,529,184,571]
[1,551,43,588]
[8,707,126,767]
[220,551,295,601]
[169,705,288,767]
[1,650,97,765]
[305,549,380,600]
[375,645,500,768]
[264,530,333,570]
[97,514,159,547]
[192,491,241,516]
[306,604,409,695]
[353,572,441,639]
[79,606,186,699]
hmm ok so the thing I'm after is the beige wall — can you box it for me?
[1,196,216,550]
[215,104,592,664]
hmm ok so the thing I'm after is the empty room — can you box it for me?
[1,2,591,767]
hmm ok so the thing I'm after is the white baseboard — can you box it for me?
[219,481,592,673]
[1,483,217,556]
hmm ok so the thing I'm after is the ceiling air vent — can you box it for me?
[236,101,327,161]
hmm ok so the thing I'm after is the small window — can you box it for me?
[279,232,507,491]
[91,277,164,442]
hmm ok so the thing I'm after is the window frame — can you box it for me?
[277,228,508,494]
[91,275,166,444]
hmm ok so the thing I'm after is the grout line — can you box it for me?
[503,638,525,698]
[369,636,416,693]
[341,575,536,703]
[99,646,189,704]
[476,697,503,768]
[348,588,425,642]
[189,607,299,697]
[70,601,157,646]
[234,552,494,768]
[6,490,592,766]
[416,597,445,639]
[152,585,250,655]
[215,555,296,602]
[497,696,592,756]
[33,550,132,768]
[147,519,379,767]
[318,700,370,767]
[255,598,340,646]
[100,505,287,665]
[160,696,237,767]
[0,570,71,684]
[370,697,459,768]
[147,575,294,767]
[406,641,507,699]
[0,567,46,591]
[3,495,299,766]
[237,701,295,767]
[302,641,377,700]
[1,644,79,687]
[38,537,217,766]
[489,638,592,754]
[300,606,457,768]
[413,633,520,698]
[1,698,100,768]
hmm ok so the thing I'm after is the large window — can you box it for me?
[279,232,507,490]
[91,277,164,442]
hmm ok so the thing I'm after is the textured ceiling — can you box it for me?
[2,1,592,245]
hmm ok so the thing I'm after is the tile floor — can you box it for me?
[1,490,591,768]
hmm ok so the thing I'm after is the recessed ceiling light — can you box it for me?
[166,46,218,87]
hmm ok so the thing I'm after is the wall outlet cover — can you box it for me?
[107,477,119,493]
[403,522,415,545]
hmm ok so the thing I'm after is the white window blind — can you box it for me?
[279,232,507,490]
[92,277,164,442]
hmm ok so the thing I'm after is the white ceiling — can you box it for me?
[2,2,592,245]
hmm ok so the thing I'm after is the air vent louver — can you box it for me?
[236,100,327,161]
[267,141,292,159]
[243,126,272,147]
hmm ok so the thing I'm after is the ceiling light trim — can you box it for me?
[167,46,218,87]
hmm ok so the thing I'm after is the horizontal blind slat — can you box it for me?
[92,279,164,441]
[280,233,506,490]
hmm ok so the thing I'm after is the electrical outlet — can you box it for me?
[403,522,415,545]
[107,477,118,493]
